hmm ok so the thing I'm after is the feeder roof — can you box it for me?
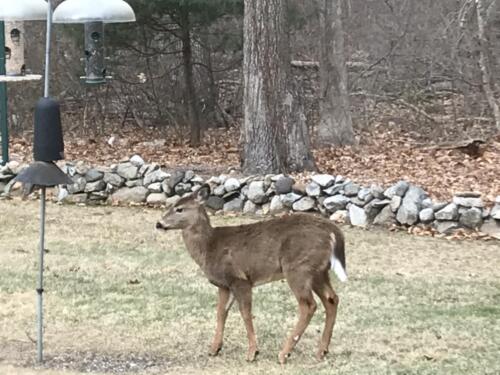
[0,0,47,21]
[53,0,135,24]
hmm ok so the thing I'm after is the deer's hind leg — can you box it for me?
[313,272,339,360]
[279,272,317,365]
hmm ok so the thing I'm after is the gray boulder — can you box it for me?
[275,176,294,194]
[435,221,460,234]
[147,193,167,205]
[84,169,104,183]
[452,196,484,208]
[116,162,138,180]
[293,197,315,212]
[280,192,302,207]
[373,205,396,226]
[110,186,148,204]
[349,204,368,227]
[306,182,321,197]
[224,178,241,192]
[103,172,124,187]
[390,196,402,212]
[357,188,373,203]
[144,169,169,186]
[370,184,385,200]
[67,176,86,194]
[130,155,145,167]
[148,182,162,193]
[491,204,500,220]
[323,195,350,212]
[311,174,335,188]
[435,203,459,221]
[183,170,195,183]
[343,182,360,197]
[175,183,191,195]
[206,196,225,211]
[247,181,267,204]
[125,179,143,188]
[384,180,410,199]
[480,219,500,240]
[365,199,385,221]
[270,195,286,214]
[243,200,258,214]
[224,198,244,213]
[167,171,185,189]
[213,184,226,196]
[459,207,483,229]
[323,184,343,196]
[84,180,106,193]
[419,208,435,223]
[396,185,427,225]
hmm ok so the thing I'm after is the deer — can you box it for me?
[156,185,347,364]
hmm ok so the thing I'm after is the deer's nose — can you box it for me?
[156,222,164,229]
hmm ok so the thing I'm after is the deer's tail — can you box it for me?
[330,225,347,282]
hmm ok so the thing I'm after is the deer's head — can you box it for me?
[156,184,211,231]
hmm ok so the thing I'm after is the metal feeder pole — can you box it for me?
[0,21,8,165]
[37,0,53,364]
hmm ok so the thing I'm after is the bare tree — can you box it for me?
[316,0,355,146]
[242,0,315,174]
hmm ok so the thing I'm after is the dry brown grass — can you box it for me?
[0,199,499,374]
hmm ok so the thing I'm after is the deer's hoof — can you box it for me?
[246,348,259,362]
[278,351,291,365]
[316,349,328,361]
[208,345,222,357]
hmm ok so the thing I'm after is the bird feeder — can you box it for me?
[0,0,47,78]
[53,0,136,85]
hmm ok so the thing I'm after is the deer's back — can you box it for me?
[205,214,340,287]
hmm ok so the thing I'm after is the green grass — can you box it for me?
[0,199,499,374]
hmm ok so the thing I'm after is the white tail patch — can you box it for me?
[330,233,347,282]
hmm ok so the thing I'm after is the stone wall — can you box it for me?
[1,155,499,239]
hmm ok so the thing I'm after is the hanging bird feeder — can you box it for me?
[53,0,136,84]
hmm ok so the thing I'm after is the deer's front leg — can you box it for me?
[209,287,234,356]
[233,282,259,362]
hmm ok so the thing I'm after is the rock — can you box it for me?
[140,163,158,177]
[125,179,143,188]
[335,175,345,184]
[351,197,367,207]
[349,204,368,227]
[421,198,433,209]
[330,210,348,223]
[452,196,484,208]
[390,195,402,212]
[370,184,385,200]
[275,176,294,194]
[165,195,181,208]
[311,174,335,188]
[292,181,307,195]
[454,191,481,198]
[343,182,360,197]
[224,178,241,192]
[144,169,169,186]
[243,200,258,214]
[371,199,391,208]
[480,219,500,239]
[130,155,145,167]
[116,162,139,180]
[75,161,89,175]
[67,176,86,194]
[148,182,162,193]
[434,221,460,234]
[373,205,396,226]
[384,180,410,199]
[396,185,427,225]
[161,180,174,197]
[147,193,167,205]
[224,198,244,213]
[110,186,148,204]
[459,207,483,229]
[103,172,124,187]
[323,184,343,196]
[84,180,106,193]
[174,183,191,195]
[191,175,204,184]
[432,202,448,212]
[435,203,459,221]
[305,182,321,197]
[357,188,373,203]
[280,192,302,207]
[213,185,226,196]
[496,196,500,204]
[183,170,195,183]
[419,208,435,223]
[323,195,350,212]
[270,195,286,214]
[167,171,185,189]
[365,199,385,221]
[490,204,500,220]
[88,192,108,203]
[57,187,69,202]
[205,196,224,211]
[292,197,315,212]
[247,181,267,204]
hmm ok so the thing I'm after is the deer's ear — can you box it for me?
[196,184,211,202]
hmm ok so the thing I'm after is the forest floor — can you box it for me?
[8,116,500,204]
[1,201,499,375]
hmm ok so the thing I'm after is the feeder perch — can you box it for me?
[53,0,135,84]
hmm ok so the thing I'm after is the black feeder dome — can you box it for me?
[33,97,65,162]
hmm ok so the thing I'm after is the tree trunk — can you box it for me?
[180,8,202,147]
[476,0,500,132]
[242,0,315,174]
[317,0,355,147]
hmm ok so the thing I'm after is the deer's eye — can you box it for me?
[175,207,184,213]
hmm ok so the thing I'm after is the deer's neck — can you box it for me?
[181,211,214,270]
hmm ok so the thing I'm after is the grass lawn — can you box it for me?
[0,199,499,374]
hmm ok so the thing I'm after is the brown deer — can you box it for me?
[156,185,347,364]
